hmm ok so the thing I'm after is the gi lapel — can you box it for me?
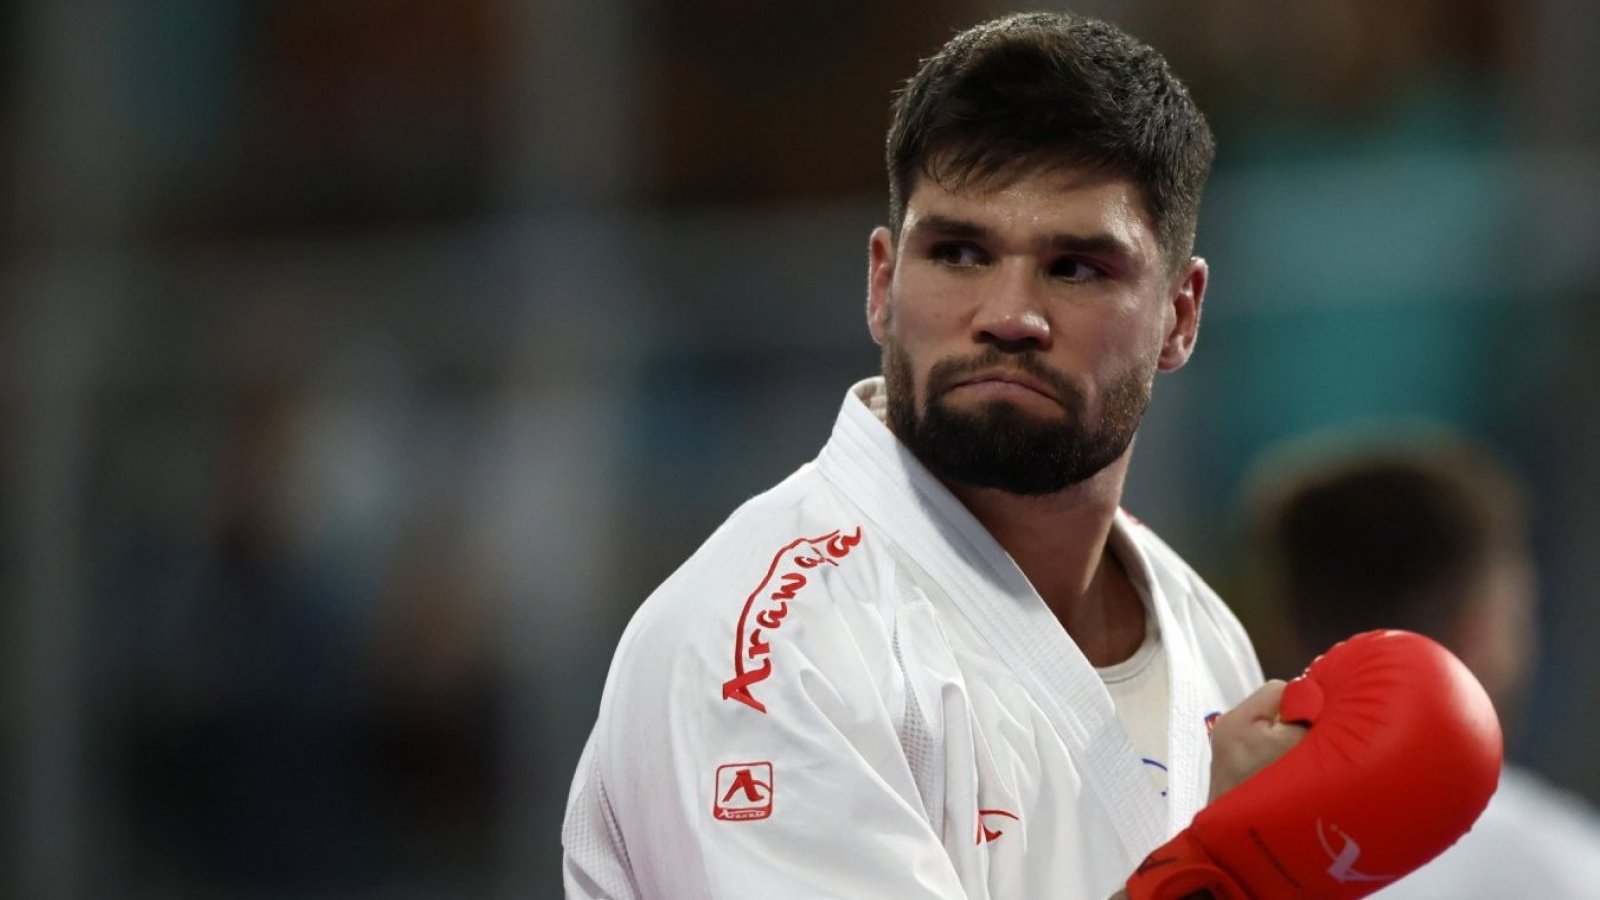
[1104,518,1214,836]
[816,381,1167,867]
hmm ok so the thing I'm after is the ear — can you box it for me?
[1157,256,1207,372]
[866,226,897,346]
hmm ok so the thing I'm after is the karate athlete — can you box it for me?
[565,12,1298,898]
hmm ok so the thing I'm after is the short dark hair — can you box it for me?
[1249,441,1530,655]
[885,12,1215,267]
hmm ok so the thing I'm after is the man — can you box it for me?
[564,13,1300,898]
[1245,434,1600,899]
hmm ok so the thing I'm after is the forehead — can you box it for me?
[903,166,1158,251]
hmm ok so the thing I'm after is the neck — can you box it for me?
[946,452,1146,666]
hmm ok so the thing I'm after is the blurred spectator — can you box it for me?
[94,306,500,896]
[1243,432,1600,898]
[110,353,376,891]
[1121,0,1537,567]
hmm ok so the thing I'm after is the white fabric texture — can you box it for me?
[1374,765,1600,899]
[562,377,1263,899]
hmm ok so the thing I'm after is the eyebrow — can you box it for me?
[910,214,1139,260]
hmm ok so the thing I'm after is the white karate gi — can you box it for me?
[563,377,1263,899]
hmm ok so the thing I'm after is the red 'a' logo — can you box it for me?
[976,808,1019,844]
[713,762,773,821]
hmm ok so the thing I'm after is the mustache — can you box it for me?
[925,347,1083,406]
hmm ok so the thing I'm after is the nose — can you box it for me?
[971,265,1051,352]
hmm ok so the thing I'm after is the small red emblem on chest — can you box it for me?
[976,808,1020,844]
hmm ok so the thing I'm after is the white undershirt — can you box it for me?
[1097,600,1170,798]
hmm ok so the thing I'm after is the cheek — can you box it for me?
[883,284,960,377]
[881,334,929,419]
[1103,303,1169,369]
[890,269,971,332]
[1064,304,1152,364]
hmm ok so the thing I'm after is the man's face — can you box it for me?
[866,166,1206,495]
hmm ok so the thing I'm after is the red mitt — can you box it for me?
[1125,629,1502,900]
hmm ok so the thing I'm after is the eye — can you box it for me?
[1048,257,1105,282]
[930,241,988,268]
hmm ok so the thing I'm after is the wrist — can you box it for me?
[1124,831,1244,900]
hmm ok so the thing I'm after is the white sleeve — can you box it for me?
[563,529,970,899]
[563,732,642,900]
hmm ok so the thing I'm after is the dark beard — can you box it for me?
[883,341,1151,496]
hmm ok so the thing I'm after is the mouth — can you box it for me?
[946,370,1062,406]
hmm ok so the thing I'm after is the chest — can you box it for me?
[889,592,1229,899]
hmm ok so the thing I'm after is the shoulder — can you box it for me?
[1384,766,1600,898]
[1490,767,1600,841]
[599,464,897,727]
[634,465,886,649]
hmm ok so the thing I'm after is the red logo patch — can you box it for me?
[713,762,774,821]
[721,527,863,713]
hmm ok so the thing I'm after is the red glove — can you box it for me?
[1125,629,1502,900]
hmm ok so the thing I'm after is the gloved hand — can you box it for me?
[1124,629,1502,900]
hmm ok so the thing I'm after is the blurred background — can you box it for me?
[3,0,1598,897]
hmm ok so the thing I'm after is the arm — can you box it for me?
[1123,630,1502,900]
[564,530,971,898]
[1098,681,1305,900]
